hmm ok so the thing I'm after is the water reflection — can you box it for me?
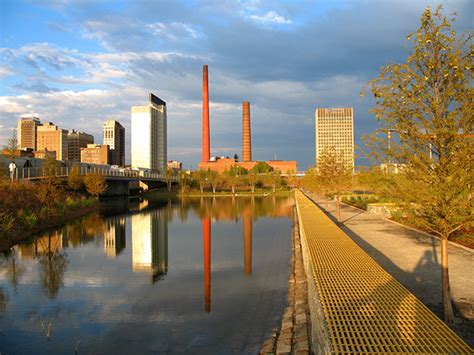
[36,232,68,299]
[203,217,211,313]
[243,208,253,276]
[132,210,168,283]
[0,194,294,354]
[104,218,126,258]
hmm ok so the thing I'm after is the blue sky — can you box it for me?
[1,0,472,169]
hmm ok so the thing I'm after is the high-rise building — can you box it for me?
[68,130,94,162]
[18,117,42,150]
[315,108,354,170]
[37,122,68,160]
[80,144,110,165]
[102,120,125,166]
[131,93,167,171]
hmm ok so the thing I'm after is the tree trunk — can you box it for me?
[200,184,204,193]
[232,185,235,194]
[212,186,216,193]
[337,198,341,223]
[441,237,454,323]
[167,182,172,192]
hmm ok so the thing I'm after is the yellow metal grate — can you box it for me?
[295,190,472,354]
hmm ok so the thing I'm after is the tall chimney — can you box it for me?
[202,65,210,162]
[242,101,252,161]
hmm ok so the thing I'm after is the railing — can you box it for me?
[10,167,179,182]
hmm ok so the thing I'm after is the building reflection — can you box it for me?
[242,209,252,276]
[203,217,211,313]
[104,217,126,258]
[131,210,168,283]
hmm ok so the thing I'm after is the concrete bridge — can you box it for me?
[12,166,179,196]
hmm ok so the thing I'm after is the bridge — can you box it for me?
[11,166,179,196]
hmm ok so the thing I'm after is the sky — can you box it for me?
[0,0,472,170]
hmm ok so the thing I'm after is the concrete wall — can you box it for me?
[295,197,333,354]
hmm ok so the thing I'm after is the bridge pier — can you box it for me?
[103,180,130,197]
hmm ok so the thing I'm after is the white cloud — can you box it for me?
[249,11,292,25]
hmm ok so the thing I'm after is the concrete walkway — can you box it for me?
[305,192,474,347]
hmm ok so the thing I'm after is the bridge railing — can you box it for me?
[12,166,179,182]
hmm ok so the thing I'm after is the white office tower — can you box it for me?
[131,93,167,171]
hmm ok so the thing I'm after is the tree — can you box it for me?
[67,164,83,191]
[208,170,221,193]
[164,168,175,192]
[224,169,239,194]
[265,170,281,193]
[247,171,258,193]
[316,147,352,220]
[364,6,473,323]
[193,169,209,193]
[179,171,190,193]
[250,161,273,174]
[36,155,63,217]
[84,172,107,197]
[3,128,18,159]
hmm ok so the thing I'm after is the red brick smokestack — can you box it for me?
[242,101,251,161]
[202,65,210,162]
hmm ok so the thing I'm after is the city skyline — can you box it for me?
[0,0,471,169]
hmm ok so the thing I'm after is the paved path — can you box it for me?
[305,192,474,347]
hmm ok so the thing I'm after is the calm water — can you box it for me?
[0,194,294,354]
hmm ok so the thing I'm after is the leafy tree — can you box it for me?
[208,170,221,193]
[316,147,352,219]
[67,164,83,191]
[224,169,239,194]
[250,161,273,174]
[164,168,175,192]
[265,170,281,193]
[227,165,248,176]
[364,6,473,322]
[179,171,190,193]
[193,169,209,193]
[247,171,258,193]
[84,172,107,197]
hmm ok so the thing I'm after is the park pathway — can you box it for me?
[295,190,472,352]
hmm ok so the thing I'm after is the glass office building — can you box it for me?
[131,93,167,171]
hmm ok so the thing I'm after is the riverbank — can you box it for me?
[0,202,99,252]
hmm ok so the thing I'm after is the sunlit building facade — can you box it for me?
[102,120,125,166]
[68,130,94,162]
[37,122,68,160]
[80,144,109,165]
[315,107,354,170]
[17,116,42,150]
[131,93,167,171]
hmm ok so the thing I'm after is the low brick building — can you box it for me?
[80,144,110,165]
[199,158,297,174]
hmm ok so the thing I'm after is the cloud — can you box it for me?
[249,11,292,25]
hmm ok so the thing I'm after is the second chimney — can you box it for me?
[242,101,252,162]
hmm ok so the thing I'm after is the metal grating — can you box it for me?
[295,190,472,354]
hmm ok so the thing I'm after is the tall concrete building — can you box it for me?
[315,108,354,170]
[131,93,167,171]
[102,120,125,166]
[68,130,94,162]
[17,117,42,150]
[37,122,68,160]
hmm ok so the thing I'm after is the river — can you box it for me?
[0,194,294,354]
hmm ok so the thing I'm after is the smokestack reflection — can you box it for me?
[243,209,253,275]
[203,217,211,313]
